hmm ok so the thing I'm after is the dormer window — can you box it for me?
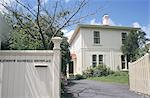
[93,31,100,44]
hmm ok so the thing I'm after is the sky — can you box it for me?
[64,0,150,39]
[0,0,150,39]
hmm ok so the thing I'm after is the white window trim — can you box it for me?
[93,31,100,45]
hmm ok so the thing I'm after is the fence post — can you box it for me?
[52,37,62,98]
[147,53,150,95]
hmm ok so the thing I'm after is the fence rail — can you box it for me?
[129,53,150,95]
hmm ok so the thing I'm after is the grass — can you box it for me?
[88,73,129,84]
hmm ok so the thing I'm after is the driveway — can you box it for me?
[65,80,150,98]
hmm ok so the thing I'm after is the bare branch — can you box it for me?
[56,0,87,31]
[48,0,87,43]
[36,0,47,49]
[15,0,36,17]
[14,13,37,39]
[1,0,105,50]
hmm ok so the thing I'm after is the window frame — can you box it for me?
[98,55,103,64]
[93,31,100,44]
[121,55,126,69]
[92,54,97,67]
[121,32,127,44]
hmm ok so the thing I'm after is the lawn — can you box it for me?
[88,74,129,84]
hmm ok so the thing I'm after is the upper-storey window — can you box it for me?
[93,31,100,44]
[122,32,127,44]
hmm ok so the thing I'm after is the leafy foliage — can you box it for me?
[121,30,148,62]
[0,0,102,75]
[1,0,89,75]
[61,37,71,75]
[83,64,114,78]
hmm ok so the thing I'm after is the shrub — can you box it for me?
[75,74,86,80]
[93,64,113,77]
[83,64,114,78]
[83,67,94,78]
[107,68,114,75]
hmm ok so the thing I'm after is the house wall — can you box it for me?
[70,32,82,74]
[82,48,123,71]
[81,28,130,49]
[80,28,130,71]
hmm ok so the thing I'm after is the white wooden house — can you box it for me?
[69,15,140,75]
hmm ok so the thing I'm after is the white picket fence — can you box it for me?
[129,53,150,95]
[0,37,62,98]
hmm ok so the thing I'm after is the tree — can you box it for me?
[61,37,71,75]
[0,0,101,75]
[0,0,90,49]
[122,30,148,63]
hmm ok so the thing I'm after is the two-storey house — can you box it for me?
[69,15,140,75]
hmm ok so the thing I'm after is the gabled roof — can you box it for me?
[69,24,140,44]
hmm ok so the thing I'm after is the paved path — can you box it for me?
[65,80,150,98]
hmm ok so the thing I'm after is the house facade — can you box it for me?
[69,23,140,75]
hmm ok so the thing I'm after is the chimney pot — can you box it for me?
[102,14,109,25]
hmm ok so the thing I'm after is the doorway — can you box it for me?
[69,61,74,74]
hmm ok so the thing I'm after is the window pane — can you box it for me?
[122,63,125,69]
[122,33,127,38]
[122,33,127,44]
[92,55,96,61]
[94,38,100,44]
[99,55,103,64]
[94,31,100,44]
[92,55,97,67]
[92,62,96,67]
[121,55,125,61]
[121,55,125,69]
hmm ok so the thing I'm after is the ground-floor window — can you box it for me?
[92,55,97,67]
[92,54,103,67]
[121,55,125,69]
[99,55,103,64]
